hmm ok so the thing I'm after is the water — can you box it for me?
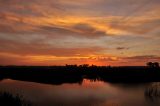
[0,79,160,106]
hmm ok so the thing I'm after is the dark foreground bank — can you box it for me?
[0,66,160,84]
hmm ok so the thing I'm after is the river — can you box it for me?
[0,79,160,106]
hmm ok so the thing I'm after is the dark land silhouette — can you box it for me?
[0,63,160,85]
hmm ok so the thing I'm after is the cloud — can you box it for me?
[29,23,107,39]
[117,55,160,66]
[0,0,160,66]
[123,55,160,60]
[0,13,107,39]
[72,23,106,37]
[0,37,105,56]
[116,19,160,35]
[0,0,159,37]
[0,0,64,17]
[116,47,130,50]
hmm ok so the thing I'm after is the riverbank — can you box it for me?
[0,66,160,84]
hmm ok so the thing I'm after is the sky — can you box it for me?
[0,0,160,66]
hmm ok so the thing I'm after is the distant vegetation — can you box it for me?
[0,92,31,106]
[0,62,160,84]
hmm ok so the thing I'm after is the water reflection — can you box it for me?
[0,79,160,106]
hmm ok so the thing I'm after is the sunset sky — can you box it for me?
[0,0,160,66]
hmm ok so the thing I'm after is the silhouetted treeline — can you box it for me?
[0,65,160,84]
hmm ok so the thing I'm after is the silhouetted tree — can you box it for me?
[154,62,159,68]
[147,62,152,67]
[147,62,159,68]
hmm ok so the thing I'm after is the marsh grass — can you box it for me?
[0,92,31,106]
